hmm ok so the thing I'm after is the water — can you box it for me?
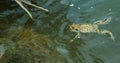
[0,0,120,63]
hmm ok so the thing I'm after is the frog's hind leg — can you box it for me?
[97,29,115,40]
[70,32,80,42]
[93,17,111,25]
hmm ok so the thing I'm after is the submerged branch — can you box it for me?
[14,0,49,19]
[15,0,33,19]
[21,0,49,12]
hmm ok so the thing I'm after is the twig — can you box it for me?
[14,0,49,19]
[20,0,49,12]
[15,0,33,19]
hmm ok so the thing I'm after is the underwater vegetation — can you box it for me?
[0,0,68,63]
[0,29,66,63]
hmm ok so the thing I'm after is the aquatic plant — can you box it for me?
[0,29,66,63]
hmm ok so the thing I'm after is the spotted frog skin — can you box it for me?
[70,17,114,42]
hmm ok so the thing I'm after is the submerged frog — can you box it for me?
[70,17,115,42]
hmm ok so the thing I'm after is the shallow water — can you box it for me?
[0,0,120,63]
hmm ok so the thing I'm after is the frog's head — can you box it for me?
[69,24,80,32]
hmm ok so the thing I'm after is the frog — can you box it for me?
[69,17,115,42]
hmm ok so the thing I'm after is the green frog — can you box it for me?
[70,17,114,42]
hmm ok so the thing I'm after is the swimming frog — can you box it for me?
[70,17,115,42]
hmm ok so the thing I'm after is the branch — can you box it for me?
[15,0,33,19]
[20,0,49,12]
[14,0,49,19]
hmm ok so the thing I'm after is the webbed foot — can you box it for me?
[93,17,111,25]
[98,30,115,40]
[70,33,80,42]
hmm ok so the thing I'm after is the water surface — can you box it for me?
[0,0,120,63]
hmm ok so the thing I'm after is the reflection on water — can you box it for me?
[0,0,120,63]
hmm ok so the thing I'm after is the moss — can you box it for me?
[0,29,66,63]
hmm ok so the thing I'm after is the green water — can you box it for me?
[0,0,120,63]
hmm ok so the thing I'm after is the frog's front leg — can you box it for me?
[70,32,80,42]
[97,29,115,40]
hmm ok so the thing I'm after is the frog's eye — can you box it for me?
[71,26,75,29]
[71,26,78,31]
